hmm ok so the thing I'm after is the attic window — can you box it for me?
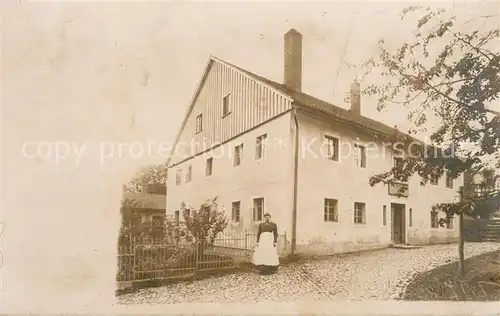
[222,94,231,117]
[196,114,203,133]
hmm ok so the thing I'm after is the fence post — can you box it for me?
[244,229,248,250]
[284,230,288,256]
[131,237,136,282]
[194,236,200,281]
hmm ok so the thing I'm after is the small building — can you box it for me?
[166,29,462,256]
[123,183,166,226]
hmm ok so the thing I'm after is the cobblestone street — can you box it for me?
[117,242,500,304]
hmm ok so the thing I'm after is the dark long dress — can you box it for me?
[253,221,279,274]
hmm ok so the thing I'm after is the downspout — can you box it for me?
[291,106,299,255]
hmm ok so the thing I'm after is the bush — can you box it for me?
[117,243,196,282]
[116,197,231,283]
[181,197,229,245]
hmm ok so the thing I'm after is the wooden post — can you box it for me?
[458,186,465,277]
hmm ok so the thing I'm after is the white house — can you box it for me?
[166,29,461,256]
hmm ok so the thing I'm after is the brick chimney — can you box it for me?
[350,80,361,115]
[284,29,302,91]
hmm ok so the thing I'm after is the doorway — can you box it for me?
[391,203,406,244]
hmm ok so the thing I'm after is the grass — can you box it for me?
[402,250,500,301]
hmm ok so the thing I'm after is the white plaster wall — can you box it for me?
[294,111,461,254]
[167,113,294,236]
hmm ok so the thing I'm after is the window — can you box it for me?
[431,211,438,228]
[206,158,213,176]
[354,144,366,168]
[255,134,267,160]
[446,170,453,188]
[174,210,180,225]
[474,184,485,198]
[383,205,387,226]
[446,216,454,229]
[430,174,439,185]
[223,94,231,116]
[324,198,339,222]
[393,157,403,168]
[231,201,241,222]
[196,114,203,133]
[253,198,264,221]
[409,208,413,227]
[354,202,366,224]
[234,144,243,166]
[176,169,182,185]
[186,165,192,182]
[325,135,339,161]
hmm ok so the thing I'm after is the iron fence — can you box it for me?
[211,229,288,258]
[116,230,288,287]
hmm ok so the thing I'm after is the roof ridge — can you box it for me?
[210,56,404,140]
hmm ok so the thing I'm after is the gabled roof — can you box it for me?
[167,56,418,167]
[218,57,409,140]
[166,56,293,167]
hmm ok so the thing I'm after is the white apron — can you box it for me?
[252,232,279,266]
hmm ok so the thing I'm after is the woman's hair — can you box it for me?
[264,212,271,218]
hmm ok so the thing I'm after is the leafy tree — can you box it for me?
[362,5,500,276]
[118,198,143,247]
[124,163,168,194]
[180,197,229,253]
[164,215,193,245]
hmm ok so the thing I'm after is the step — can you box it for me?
[390,244,422,249]
[481,236,500,239]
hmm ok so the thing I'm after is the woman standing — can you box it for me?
[252,213,279,274]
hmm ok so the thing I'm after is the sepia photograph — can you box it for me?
[2,0,500,314]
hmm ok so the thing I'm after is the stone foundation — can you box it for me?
[293,236,460,257]
[429,235,458,244]
[295,242,389,257]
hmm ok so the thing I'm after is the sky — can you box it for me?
[1,0,498,311]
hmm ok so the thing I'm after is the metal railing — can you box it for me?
[211,229,289,258]
[116,230,288,286]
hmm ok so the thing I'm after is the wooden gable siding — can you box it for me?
[171,60,292,164]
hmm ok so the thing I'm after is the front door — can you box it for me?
[391,203,406,244]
